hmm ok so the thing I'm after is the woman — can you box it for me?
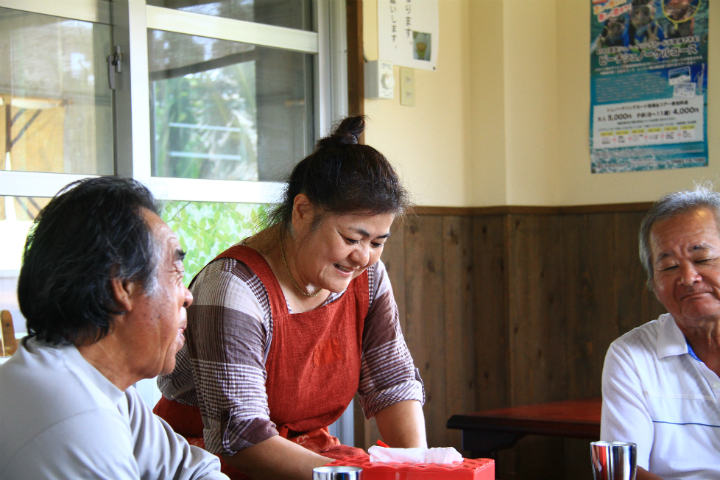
[155,116,426,480]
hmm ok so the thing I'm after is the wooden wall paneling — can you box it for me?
[471,215,509,411]
[614,211,667,334]
[442,216,476,450]
[563,213,618,400]
[349,206,664,474]
[412,203,656,217]
[553,212,669,478]
[561,212,617,480]
[403,215,447,448]
[506,214,567,406]
[472,214,514,478]
[505,214,567,479]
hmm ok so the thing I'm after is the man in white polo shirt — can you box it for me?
[601,185,720,480]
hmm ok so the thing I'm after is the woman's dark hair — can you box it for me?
[18,176,160,345]
[268,115,409,229]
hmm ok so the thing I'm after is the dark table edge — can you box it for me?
[447,415,600,439]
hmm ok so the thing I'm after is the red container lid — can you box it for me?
[326,456,494,480]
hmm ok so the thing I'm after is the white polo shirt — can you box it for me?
[601,314,720,479]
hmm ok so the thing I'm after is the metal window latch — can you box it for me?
[106,45,123,90]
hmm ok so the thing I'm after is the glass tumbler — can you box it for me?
[313,465,363,480]
[590,441,637,480]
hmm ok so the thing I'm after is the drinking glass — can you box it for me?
[590,441,637,480]
[313,465,363,480]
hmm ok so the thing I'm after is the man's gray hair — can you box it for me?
[639,183,720,291]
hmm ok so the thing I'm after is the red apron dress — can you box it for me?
[154,245,369,479]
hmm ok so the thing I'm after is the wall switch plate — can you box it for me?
[365,60,394,99]
[400,67,415,107]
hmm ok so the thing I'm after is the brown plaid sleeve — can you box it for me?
[159,258,278,456]
[358,261,425,418]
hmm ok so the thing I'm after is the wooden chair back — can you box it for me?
[1,310,18,356]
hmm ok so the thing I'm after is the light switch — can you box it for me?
[365,60,394,99]
[400,67,415,107]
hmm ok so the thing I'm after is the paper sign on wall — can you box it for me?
[378,0,439,71]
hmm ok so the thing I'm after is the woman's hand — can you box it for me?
[222,435,333,480]
[374,400,427,448]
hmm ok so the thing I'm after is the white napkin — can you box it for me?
[368,446,463,464]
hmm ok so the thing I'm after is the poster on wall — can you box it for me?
[378,0,439,71]
[590,0,709,173]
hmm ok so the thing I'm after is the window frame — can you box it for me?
[0,0,348,203]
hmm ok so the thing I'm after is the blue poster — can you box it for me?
[590,0,709,173]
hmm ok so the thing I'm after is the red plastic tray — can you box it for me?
[327,456,494,480]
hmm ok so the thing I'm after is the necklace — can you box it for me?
[280,238,321,297]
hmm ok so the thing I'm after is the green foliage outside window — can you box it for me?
[149,28,258,181]
[160,201,270,285]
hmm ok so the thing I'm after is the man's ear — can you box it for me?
[111,278,140,312]
[651,278,661,302]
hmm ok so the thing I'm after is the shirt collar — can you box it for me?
[656,313,691,359]
[62,340,126,405]
[24,338,125,405]
[686,339,702,361]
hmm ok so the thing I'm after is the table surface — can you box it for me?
[447,397,601,439]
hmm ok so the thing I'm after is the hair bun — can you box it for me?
[316,115,366,149]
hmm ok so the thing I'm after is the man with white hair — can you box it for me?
[601,186,720,479]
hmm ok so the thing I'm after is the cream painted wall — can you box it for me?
[362,0,720,207]
[466,0,507,206]
[502,0,560,205]
[363,0,473,206]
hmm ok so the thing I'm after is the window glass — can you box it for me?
[146,0,313,31]
[160,200,269,285]
[0,198,271,338]
[0,196,51,339]
[0,8,113,175]
[148,29,314,182]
